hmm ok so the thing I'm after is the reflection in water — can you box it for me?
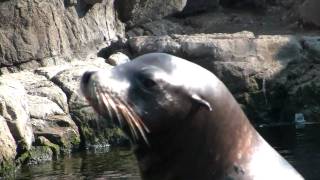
[15,148,141,180]
[14,124,320,180]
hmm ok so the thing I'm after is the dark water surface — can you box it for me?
[258,123,320,180]
[13,124,320,180]
[15,148,140,180]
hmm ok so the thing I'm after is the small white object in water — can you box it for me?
[294,113,305,129]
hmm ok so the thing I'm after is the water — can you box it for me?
[258,123,320,180]
[14,148,140,180]
[12,124,320,180]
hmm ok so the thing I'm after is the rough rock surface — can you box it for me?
[0,79,34,151]
[115,0,187,24]
[126,19,192,37]
[0,71,80,152]
[0,0,124,70]
[0,116,16,174]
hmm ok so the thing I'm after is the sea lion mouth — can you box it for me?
[81,71,150,145]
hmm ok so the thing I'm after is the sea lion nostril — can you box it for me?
[81,71,94,85]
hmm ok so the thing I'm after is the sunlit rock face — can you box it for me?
[0,79,34,151]
[0,0,124,72]
[0,116,17,173]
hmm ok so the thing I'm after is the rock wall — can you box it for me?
[0,0,124,73]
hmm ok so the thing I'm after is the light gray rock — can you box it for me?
[0,79,33,150]
[178,32,256,61]
[255,35,302,66]
[0,0,124,69]
[0,116,17,172]
[27,95,65,119]
[51,59,111,98]
[107,52,130,66]
[129,33,302,74]
[3,72,69,113]
[129,35,181,55]
[0,71,80,152]
[129,32,302,76]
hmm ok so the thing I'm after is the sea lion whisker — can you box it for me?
[119,105,139,142]
[116,98,150,145]
[98,86,123,125]
[124,100,150,133]
[97,86,139,142]
[115,97,143,143]
[105,93,123,126]
[97,86,114,121]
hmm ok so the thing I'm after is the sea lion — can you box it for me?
[80,53,304,180]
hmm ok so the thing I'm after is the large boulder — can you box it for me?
[0,0,124,71]
[0,79,33,151]
[0,116,17,174]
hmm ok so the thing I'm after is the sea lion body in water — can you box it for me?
[81,53,304,180]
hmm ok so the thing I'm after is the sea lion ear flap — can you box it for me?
[191,94,213,111]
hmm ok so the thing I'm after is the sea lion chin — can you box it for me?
[81,53,304,180]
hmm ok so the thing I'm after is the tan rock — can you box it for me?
[0,116,17,171]
[0,79,34,150]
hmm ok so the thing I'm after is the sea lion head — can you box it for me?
[81,53,214,146]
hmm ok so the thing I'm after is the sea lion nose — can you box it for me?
[81,71,94,85]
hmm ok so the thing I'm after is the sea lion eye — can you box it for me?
[141,77,157,88]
